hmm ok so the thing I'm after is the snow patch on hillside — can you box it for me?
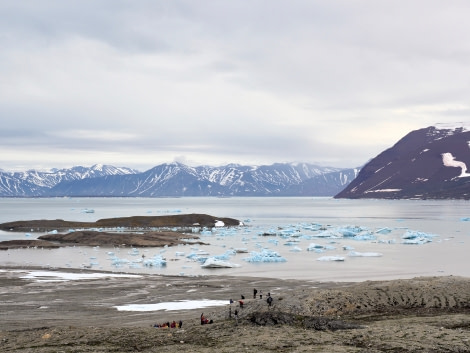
[442,153,470,177]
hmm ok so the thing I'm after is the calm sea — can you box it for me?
[1,197,469,282]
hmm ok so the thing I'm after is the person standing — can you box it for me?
[253,288,258,299]
[267,295,273,307]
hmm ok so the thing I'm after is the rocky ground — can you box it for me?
[1,267,469,352]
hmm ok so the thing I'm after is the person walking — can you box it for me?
[267,295,273,307]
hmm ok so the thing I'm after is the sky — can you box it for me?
[1,1,470,172]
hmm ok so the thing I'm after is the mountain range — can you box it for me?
[335,123,470,199]
[4,123,468,199]
[0,163,358,197]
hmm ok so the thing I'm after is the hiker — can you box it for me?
[253,288,258,299]
[178,320,183,328]
[267,295,273,307]
[201,313,205,325]
[259,290,263,299]
[239,300,244,308]
[234,309,239,326]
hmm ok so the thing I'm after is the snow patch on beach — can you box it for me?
[114,299,229,312]
[19,270,142,282]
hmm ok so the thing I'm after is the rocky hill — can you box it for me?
[335,123,470,199]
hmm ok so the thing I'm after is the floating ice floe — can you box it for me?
[289,246,302,252]
[143,255,167,267]
[401,230,437,244]
[243,249,287,263]
[201,257,240,268]
[317,256,345,262]
[306,243,335,252]
[233,248,248,253]
[307,243,325,252]
[375,227,392,234]
[347,251,383,257]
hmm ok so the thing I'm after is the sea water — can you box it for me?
[1,197,469,282]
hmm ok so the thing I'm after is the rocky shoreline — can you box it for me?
[1,267,469,352]
[0,213,238,250]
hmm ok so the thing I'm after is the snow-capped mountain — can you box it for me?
[1,164,139,197]
[335,123,470,199]
[0,162,356,197]
[11,164,138,189]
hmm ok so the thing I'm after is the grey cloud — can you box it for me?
[1,1,469,171]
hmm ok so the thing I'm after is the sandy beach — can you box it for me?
[1,266,469,352]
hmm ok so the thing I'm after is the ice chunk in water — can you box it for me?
[401,230,437,244]
[307,243,324,251]
[201,257,239,268]
[143,255,167,267]
[289,246,302,252]
[348,251,382,257]
[317,256,345,261]
[243,249,287,263]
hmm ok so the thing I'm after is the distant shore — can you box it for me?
[0,213,239,249]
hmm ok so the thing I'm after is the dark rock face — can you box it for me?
[248,311,361,330]
[335,125,470,199]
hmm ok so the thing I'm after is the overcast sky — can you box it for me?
[2,1,470,172]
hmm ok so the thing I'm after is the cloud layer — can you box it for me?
[1,1,470,171]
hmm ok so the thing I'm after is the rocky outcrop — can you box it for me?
[335,124,470,199]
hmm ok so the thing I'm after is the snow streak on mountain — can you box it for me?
[0,163,356,197]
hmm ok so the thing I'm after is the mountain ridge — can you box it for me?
[335,124,470,199]
[0,162,357,197]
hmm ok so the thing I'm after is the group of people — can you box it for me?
[154,289,273,330]
[254,288,274,306]
[200,313,213,325]
[153,320,183,329]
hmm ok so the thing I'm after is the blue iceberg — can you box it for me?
[243,249,287,263]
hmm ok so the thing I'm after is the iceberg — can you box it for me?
[201,257,239,268]
[401,230,437,244]
[143,255,167,267]
[307,243,324,251]
[317,256,345,262]
[289,246,302,252]
[348,251,383,257]
[243,249,287,263]
[233,248,248,253]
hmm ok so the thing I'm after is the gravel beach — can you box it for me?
[1,267,469,352]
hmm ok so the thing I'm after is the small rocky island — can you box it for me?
[0,213,241,250]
